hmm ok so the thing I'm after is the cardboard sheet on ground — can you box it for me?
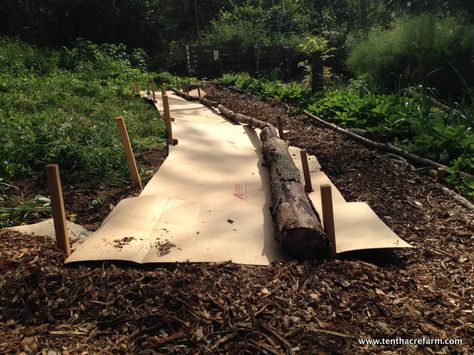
[287,146,412,253]
[327,202,413,253]
[67,104,285,265]
[147,90,231,124]
[66,93,412,265]
[8,219,91,251]
[66,195,279,264]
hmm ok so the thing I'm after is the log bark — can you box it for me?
[218,105,330,260]
[172,89,218,107]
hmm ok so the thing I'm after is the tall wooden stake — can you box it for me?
[115,117,143,189]
[161,85,167,97]
[152,83,157,103]
[162,95,174,145]
[277,116,284,139]
[320,184,336,259]
[436,167,446,183]
[300,150,313,192]
[163,92,174,121]
[45,164,71,256]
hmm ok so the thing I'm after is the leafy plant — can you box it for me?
[0,195,51,228]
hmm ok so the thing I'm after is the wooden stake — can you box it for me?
[162,95,174,145]
[252,105,258,118]
[162,92,174,121]
[197,87,202,99]
[152,84,157,103]
[45,164,71,257]
[161,85,167,97]
[320,184,336,259]
[300,150,313,192]
[277,116,284,139]
[115,117,143,189]
[436,167,446,183]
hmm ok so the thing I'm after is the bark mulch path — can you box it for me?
[0,85,473,353]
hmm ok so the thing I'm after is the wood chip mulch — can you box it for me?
[1,85,473,353]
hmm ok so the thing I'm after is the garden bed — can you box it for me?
[1,85,472,353]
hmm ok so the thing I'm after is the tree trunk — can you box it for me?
[218,105,330,260]
[360,0,368,33]
[311,53,323,92]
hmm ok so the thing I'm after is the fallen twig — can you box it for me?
[303,110,474,209]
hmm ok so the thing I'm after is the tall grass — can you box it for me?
[346,14,474,101]
[0,37,165,184]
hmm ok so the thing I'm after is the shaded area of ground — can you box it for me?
[1,86,473,353]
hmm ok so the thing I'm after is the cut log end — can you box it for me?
[280,227,330,260]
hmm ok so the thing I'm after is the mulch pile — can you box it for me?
[1,85,473,353]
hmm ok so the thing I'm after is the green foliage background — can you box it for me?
[347,14,474,99]
[1,0,473,223]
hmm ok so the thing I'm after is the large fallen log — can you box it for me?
[172,89,219,107]
[218,105,330,260]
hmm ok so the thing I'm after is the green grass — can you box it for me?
[0,37,168,227]
[218,73,474,198]
[0,37,166,185]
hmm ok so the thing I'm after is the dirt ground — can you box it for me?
[0,85,473,354]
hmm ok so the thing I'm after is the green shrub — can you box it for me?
[154,72,197,88]
[219,73,313,106]
[347,14,474,100]
[202,2,312,48]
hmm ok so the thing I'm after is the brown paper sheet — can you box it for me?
[65,92,412,265]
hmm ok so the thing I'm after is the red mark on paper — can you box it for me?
[233,184,246,200]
